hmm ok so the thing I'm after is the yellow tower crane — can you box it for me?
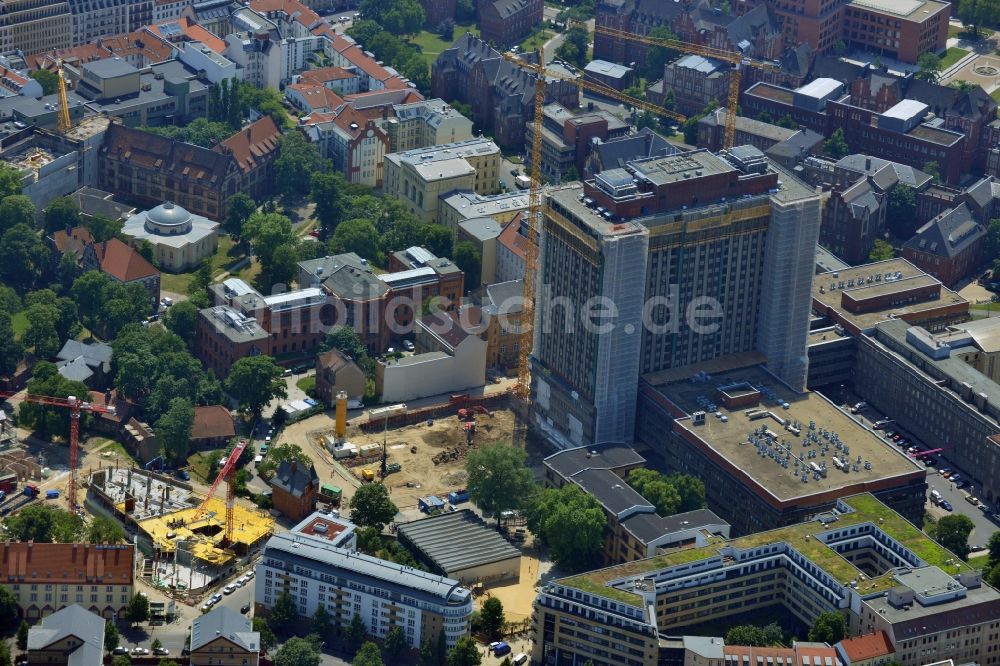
[588,23,782,148]
[502,52,688,400]
[55,59,72,134]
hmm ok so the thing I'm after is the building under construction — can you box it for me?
[87,466,272,584]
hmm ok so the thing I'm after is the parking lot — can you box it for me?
[819,386,999,549]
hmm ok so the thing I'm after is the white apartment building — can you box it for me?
[255,516,473,650]
[152,0,189,22]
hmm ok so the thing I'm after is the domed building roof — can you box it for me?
[145,202,194,235]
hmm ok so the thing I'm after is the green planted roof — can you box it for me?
[557,494,970,608]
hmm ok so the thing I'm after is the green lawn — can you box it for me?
[409,23,479,65]
[518,29,554,56]
[10,311,26,340]
[940,47,970,69]
[296,376,316,395]
[969,552,991,570]
[86,437,138,465]
[991,88,1000,104]
[187,449,226,485]
[159,235,244,294]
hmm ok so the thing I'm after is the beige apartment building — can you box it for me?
[0,0,72,55]
[383,139,501,222]
[384,98,474,153]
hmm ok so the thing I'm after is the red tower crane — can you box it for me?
[0,391,115,512]
[196,438,248,546]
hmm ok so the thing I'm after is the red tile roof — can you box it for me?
[96,238,159,282]
[837,632,895,662]
[300,66,356,85]
[0,543,135,584]
[248,0,322,28]
[287,82,345,112]
[497,213,531,260]
[215,116,281,174]
[191,405,235,441]
[28,29,175,67]
[50,226,95,261]
[149,17,227,54]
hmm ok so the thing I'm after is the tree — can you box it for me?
[17,362,90,438]
[0,163,22,201]
[349,482,399,530]
[922,160,942,185]
[0,312,23,377]
[955,0,1000,37]
[886,185,917,238]
[557,26,589,67]
[936,513,975,559]
[479,597,504,639]
[344,613,368,654]
[44,197,81,233]
[268,242,299,290]
[88,516,126,544]
[823,128,850,159]
[724,623,783,647]
[384,625,407,661]
[271,590,298,631]
[243,212,296,276]
[312,604,333,638]
[776,114,797,129]
[274,131,321,198]
[330,218,380,264]
[111,656,131,666]
[225,356,286,416]
[808,611,846,643]
[155,397,194,465]
[0,590,17,629]
[988,530,1000,565]
[420,637,437,666]
[667,473,706,512]
[525,484,605,571]
[83,213,123,242]
[644,26,681,80]
[16,619,28,650]
[224,192,257,241]
[452,240,481,290]
[127,593,150,625]
[29,68,59,95]
[915,52,942,82]
[628,469,681,515]
[253,617,277,651]
[22,304,60,357]
[275,637,321,666]
[311,170,345,232]
[0,224,48,288]
[951,79,979,92]
[446,635,481,666]
[163,300,199,349]
[869,239,895,262]
[0,195,36,234]
[423,225,454,258]
[353,642,385,666]
[987,561,1000,588]
[105,621,119,653]
[465,443,536,528]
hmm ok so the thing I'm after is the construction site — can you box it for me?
[295,395,522,511]
[87,465,273,591]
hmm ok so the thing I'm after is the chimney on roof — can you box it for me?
[290,460,297,474]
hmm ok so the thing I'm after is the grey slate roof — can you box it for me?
[271,459,319,498]
[591,128,679,172]
[835,154,933,190]
[543,442,646,478]
[56,339,112,366]
[620,508,727,544]
[571,467,653,517]
[904,203,985,259]
[57,356,96,383]
[397,509,520,575]
[191,606,259,652]
[27,604,104,666]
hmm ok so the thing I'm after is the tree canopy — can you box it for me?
[274,637,321,666]
[274,131,322,199]
[349,482,399,531]
[808,612,846,643]
[4,503,83,543]
[465,443,536,526]
[724,623,783,647]
[936,514,975,559]
[225,355,287,416]
[526,483,605,571]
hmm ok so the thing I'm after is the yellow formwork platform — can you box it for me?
[137,497,274,566]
